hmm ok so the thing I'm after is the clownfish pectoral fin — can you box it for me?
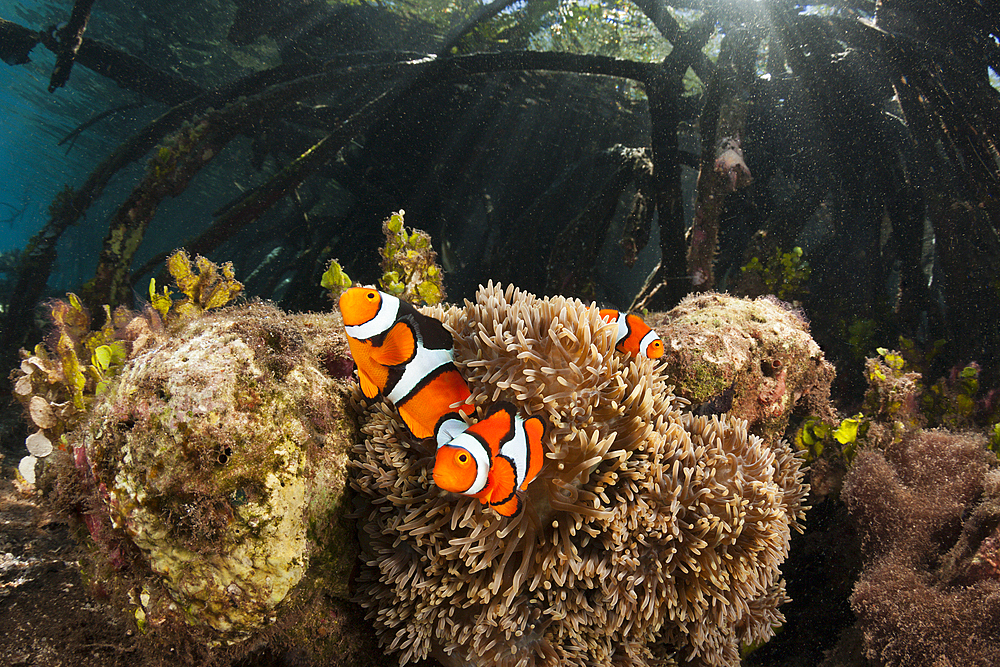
[485,456,518,508]
[357,368,380,399]
[521,415,546,490]
[624,313,645,328]
[347,337,387,398]
[370,321,418,367]
[490,491,523,517]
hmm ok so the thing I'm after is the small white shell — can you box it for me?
[29,396,56,429]
[18,455,37,485]
[14,376,32,397]
[25,430,53,458]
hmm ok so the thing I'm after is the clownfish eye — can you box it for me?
[458,453,469,464]
[367,292,376,299]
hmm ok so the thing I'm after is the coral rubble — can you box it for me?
[350,283,808,667]
[842,429,1000,666]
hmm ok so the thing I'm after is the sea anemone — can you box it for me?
[350,283,808,667]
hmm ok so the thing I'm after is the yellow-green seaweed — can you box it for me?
[378,209,445,306]
[150,249,243,323]
[320,258,351,301]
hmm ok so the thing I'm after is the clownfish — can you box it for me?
[339,286,474,440]
[433,402,546,517]
[599,309,664,359]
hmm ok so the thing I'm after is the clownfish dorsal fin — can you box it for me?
[598,308,619,323]
[626,313,653,340]
[470,402,517,458]
[370,320,417,367]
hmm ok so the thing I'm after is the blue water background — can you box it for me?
[0,0,669,306]
[0,0,274,296]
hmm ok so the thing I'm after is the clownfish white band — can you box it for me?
[436,417,469,447]
[639,330,659,355]
[441,432,491,495]
[386,346,455,405]
[502,419,530,490]
[615,313,630,345]
[344,291,400,340]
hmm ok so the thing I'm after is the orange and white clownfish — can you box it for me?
[599,309,664,359]
[339,286,474,440]
[433,401,546,517]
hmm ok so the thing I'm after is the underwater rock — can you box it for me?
[39,303,370,661]
[842,429,1000,666]
[651,292,835,444]
[350,282,809,667]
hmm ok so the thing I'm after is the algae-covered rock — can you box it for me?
[48,302,371,660]
[651,292,836,443]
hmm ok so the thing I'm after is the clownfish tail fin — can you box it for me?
[522,415,546,490]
